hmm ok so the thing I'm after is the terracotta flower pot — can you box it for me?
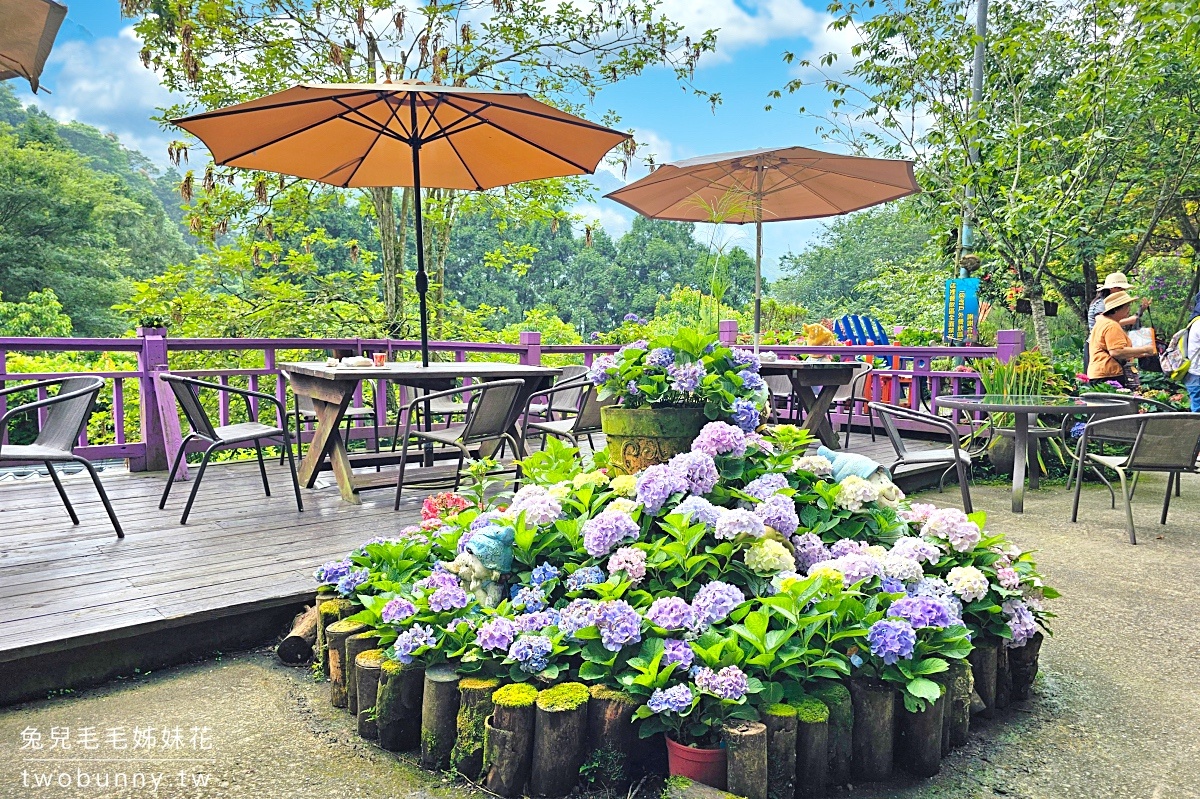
[665,736,727,790]
[601,405,708,473]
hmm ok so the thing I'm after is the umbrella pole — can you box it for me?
[411,99,431,369]
[754,160,764,355]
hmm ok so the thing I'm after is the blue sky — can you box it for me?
[12,1,861,280]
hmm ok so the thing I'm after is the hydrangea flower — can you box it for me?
[692,421,748,458]
[730,398,761,432]
[807,563,846,585]
[1003,599,1038,647]
[792,532,832,572]
[754,494,799,536]
[695,665,749,700]
[667,361,707,393]
[547,482,573,501]
[566,565,606,591]
[509,485,563,526]
[691,581,746,628]
[946,565,990,603]
[888,594,953,629]
[574,470,611,489]
[825,553,883,586]
[337,568,370,596]
[381,597,417,624]
[743,473,789,502]
[648,683,694,714]
[530,562,560,586]
[476,617,517,652]
[890,536,941,565]
[607,497,640,515]
[607,547,647,585]
[416,567,460,593]
[588,354,618,385]
[835,475,880,511]
[880,576,905,594]
[512,586,547,612]
[627,381,641,396]
[617,340,648,355]
[623,313,642,323]
[715,508,766,540]
[668,451,720,495]
[881,553,924,583]
[921,508,982,552]
[744,431,774,453]
[429,584,470,612]
[646,597,694,630]
[635,464,689,514]
[830,539,869,557]
[421,491,471,520]
[996,567,1021,590]
[744,539,796,575]
[558,598,601,637]
[867,619,916,664]
[675,495,721,527]
[738,369,765,391]
[595,600,642,651]
[899,503,938,524]
[508,635,554,673]
[731,348,761,373]
[610,474,638,497]
[793,455,834,476]
[662,638,695,671]
[394,623,437,664]
[315,558,352,586]
[582,509,641,557]
[516,610,561,632]
[646,347,676,368]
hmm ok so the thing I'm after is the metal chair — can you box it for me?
[526,365,588,421]
[764,374,797,423]
[522,377,610,448]
[1070,412,1200,544]
[159,374,303,525]
[870,401,973,513]
[834,362,875,446]
[282,371,379,459]
[0,377,123,537]
[393,378,526,507]
[1063,394,1178,505]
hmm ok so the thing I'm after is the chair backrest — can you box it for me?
[550,365,589,412]
[870,401,958,459]
[832,362,872,403]
[1077,393,1147,444]
[30,377,104,454]
[461,379,526,446]
[159,374,220,440]
[571,383,613,435]
[282,371,317,415]
[764,374,792,401]
[1125,412,1200,472]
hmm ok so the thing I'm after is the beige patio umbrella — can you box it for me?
[605,146,920,350]
[174,81,630,364]
[0,0,67,93]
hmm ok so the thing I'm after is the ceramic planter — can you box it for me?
[665,736,727,790]
[600,405,708,473]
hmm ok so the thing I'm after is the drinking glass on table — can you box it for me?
[373,352,387,367]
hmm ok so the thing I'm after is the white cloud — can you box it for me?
[658,0,849,62]
[571,202,634,239]
[31,26,180,166]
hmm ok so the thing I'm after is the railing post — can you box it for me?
[719,319,739,345]
[135,326,170,471]
[996,330,1026,363]
[519,331,542,366]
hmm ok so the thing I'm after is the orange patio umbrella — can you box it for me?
[605,146,920,350]
[174,81,630,364]
[0,0,67,93]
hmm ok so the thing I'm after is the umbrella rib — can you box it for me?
[340,96,405,187]
[437,96,593,173]
[452,95,628,135]
[208,97,396,165]
[419,100,485,191]
[176,88,381,122]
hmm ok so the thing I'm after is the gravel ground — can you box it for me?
[0,477,1197,799]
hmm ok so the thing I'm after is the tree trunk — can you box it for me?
[355,649,385,740]
[969,639,999,718]
[486,684,538,797]
[1009,631,1044,700]
[316,596,354,677]
[586,686,638,789]
[421,665,462,770]
[530,684,590,797]
[453,676,501,780]
[1025,279,1053,354]
[848,677,894,781]
[995,645,1012,710]
[895,694,945,778]
[794,700,829,799]
[809,682,852,785]
[377,661,425,752]
[277,604,318,664]
[723,722,768,799]
[369,186,399,328]
[761,706,797,799]
[325,619,367,709]
[947,660,973,748]
[345,631,380,718]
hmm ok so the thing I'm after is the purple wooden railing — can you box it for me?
[0,323,1025,471]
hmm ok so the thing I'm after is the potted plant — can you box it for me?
[135,314,170,337]
[590,329,768,472]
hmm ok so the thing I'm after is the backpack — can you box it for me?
[1162,316,1200,381]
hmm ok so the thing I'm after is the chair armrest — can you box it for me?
[0,377,96,398]
[0,379,102,430]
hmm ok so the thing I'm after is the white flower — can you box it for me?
[882,553,924,582]
[606,497,640,515]
[793,455,834,477]
[834,475,879,511]
[947,566,990,603]
[744,539,796,576]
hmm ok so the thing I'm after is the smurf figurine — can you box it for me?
[445,523,514,607]
[816,445,905,508]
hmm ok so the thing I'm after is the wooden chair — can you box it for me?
[832,362,875,446]
[0,377,123,537]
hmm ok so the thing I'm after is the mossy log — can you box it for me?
[585,685,639,788]
[452,676,501,780]
[377,661,425,752]
[794,699,829,799]
[421,665,461,770]
[530,683,590,797]
[946,660,973,748]
[277,604,319,664]
[968,639,999,718]
[662,777,743,799]
[809,682,852,785]
[316,597,355,677]
[355,649,385,740]
[345,631,381,718]
[995,645,1012,710]
[723,721,768,799]
[849,678,894,781]
[895,693,945,778]
[325,619,367,709]
[1008,631,1044,700]
[485,683,538,797]
[762,704,797,799]
[931,671,954,755]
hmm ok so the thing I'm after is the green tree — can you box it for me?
[0,289,73,337]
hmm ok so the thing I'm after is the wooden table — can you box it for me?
[281,361,560,504]
[758,360,860,449]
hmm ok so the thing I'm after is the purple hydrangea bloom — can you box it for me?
[830,539,869,557]
[476,617,517,652]
[429,584,470,612]
[880,576,905,594]
[516,610,560,632]
[890,536,941,565]
[828,553,883,586]
[381,597,417,624]
[667,361,707,393]
[731,348,761,373]
[695,665,749,700]
[588,354,618,385]
[996,567,1020,590]
[337,568,370,596]
[394,623,437,664]
[566,565,606,591]
[692,421,748,458]
[648,683,694,714]
[508,635,554,673]
[530,562,560,586]
[792,533,832,572]
[416,565,462,592]
[743,473,789,502]
[315,558,352,586]
[646,347,676,368]
[596,599,642,651]
[691,581,746,628]
[607,547,647,585]
[867,618,917,665]
[645,597,695,630]
[627,380,641,396]
[582,509,641,557]
[623,313,641,323]
[1003,599,1038,647]
[617,340,648,355]
[715,508,766,540]
[675,495,721,527]
[739,369,765,391]
[730,398,761,432]
[636,464,690,514]
[558,598,601,637]
[888,595,953,629]
[663,638,695,671]
[509,486,563,526]
[754,494,799,537]
[512,586,547,613]
[667,451,720,495]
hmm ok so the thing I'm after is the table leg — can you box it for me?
[1028,413,1041,490]
[296,387,357,503]
[794,381,843,449]
[1011,412,1028,513]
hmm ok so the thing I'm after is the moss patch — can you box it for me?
[589,684,637,704]
[326,618,367,635]
[349,630,380,644]
[810,681,850,709]
[356,649,385,668]
[764,703,798,718]
[380,659,404,677]
[459,676,501,692]
[493,682,538,708]
[318,598,353,621]
[795,698,829,724]
[537,682,589,712]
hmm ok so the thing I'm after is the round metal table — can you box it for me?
[936,394,1124,513]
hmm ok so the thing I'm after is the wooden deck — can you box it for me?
[0,429,945,702]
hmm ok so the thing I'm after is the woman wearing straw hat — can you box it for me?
[1087,290,1156,386]
[1087,272,1149,331]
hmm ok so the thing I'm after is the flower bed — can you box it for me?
[312,425,1056,795]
